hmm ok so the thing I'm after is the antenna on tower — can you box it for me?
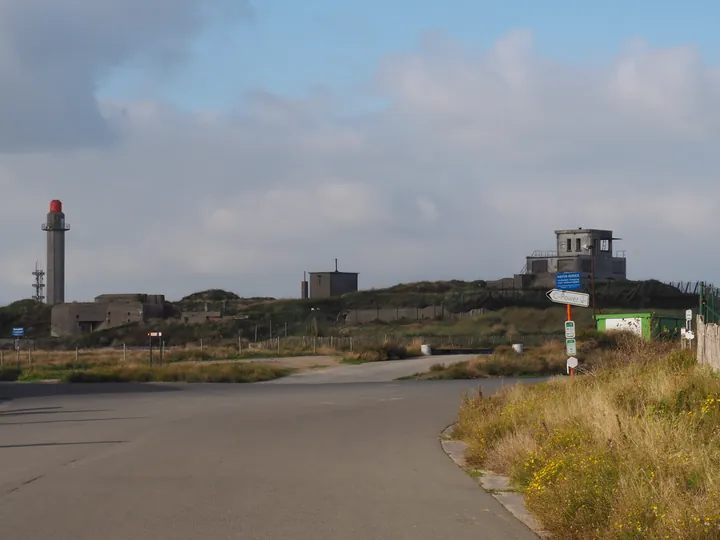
[32,261,46,302]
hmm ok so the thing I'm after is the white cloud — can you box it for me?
[1,14,719,303]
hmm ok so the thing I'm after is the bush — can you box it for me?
[341,342,416,364]
[455,346,720,539]
[0,367,21,381]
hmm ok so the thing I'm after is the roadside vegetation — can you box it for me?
[1,363,290,383]
[0,280,695,349]
[0,340,421,382]
[405,330,623,379]
[453,337,720,539]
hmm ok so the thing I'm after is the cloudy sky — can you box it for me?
[1,0,719,304]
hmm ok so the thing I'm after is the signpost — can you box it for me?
[548,276,589,378]
[148,331,163,366]
[555,272,581,291]
[12,327,24,337]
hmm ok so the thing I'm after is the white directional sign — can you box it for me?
[686,309,692,321]
[564,321,576,339]
[546,289,590,308]
[566,339,577,355]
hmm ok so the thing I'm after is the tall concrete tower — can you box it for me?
[41,200,70,305]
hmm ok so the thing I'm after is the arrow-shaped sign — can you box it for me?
[546,289,590,308]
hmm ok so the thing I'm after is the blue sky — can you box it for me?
[101,0,720,111]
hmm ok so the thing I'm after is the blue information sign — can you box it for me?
[11,327,24,337]
[555,272,581,291]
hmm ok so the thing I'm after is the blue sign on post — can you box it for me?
[11,327,24,337]
[555,272,581,291]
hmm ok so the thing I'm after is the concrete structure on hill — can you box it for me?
[181,311,223,325]
[305,259,359,299]
[51,294,166,337]
[42,200,70,306]
[515,228,627,289]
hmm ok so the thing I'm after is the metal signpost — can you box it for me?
[12,328,24,369]
[148,332,163,366]
[548,277,590,378]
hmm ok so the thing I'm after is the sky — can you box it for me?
[1,0,720,303]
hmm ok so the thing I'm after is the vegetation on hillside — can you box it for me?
[0,279,696,347]
[453,340,720,539]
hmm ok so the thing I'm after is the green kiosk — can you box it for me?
[593,312,686,341]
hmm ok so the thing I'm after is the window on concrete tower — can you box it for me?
[566,239,572,252]
[576,238,581,251]
[600,239,610,251]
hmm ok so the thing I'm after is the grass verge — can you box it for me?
[406,334,627,380]
[8,363,293,383]
[453,340,720,539]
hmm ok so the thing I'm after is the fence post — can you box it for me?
[0,349,3,366]
[75,346,79,363]
[350,336,354,352]
[277,337,281,354]
[313,336,316,354]
[200,338,203,351]
[123,343,127,363]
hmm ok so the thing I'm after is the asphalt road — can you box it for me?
[265,354,479,384]
[0,357,539,540]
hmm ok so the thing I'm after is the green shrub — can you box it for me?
[0,367,21,381]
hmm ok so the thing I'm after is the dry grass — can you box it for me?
[3,340,419,380]
[454,339,720,539]
[414,338,614,380]
[61,363,292,383]
[8,344,345,370]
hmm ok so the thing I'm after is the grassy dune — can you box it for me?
[454,340,720,539]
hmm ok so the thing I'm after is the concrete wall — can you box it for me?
[308,272,359,298]
[182,311,223,325]
[51,294,167,337]
[697,316,720,371]
[555,229,614,257]
[343,305,454,324]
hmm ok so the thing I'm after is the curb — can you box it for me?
[440,424,549,538]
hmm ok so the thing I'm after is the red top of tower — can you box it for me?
[49,200,62,213]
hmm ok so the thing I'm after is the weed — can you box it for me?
[454,344,720,539]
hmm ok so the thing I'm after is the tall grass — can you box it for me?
[454,340,720,539]
[62,363,292,383]
[9,343,349,369]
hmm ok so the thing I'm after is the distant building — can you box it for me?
[51,294,166,337]
[305,259,359,299]
[515,228,627,289]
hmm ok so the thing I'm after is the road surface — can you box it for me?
[0,357,539,540]
[264,354,478,384]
